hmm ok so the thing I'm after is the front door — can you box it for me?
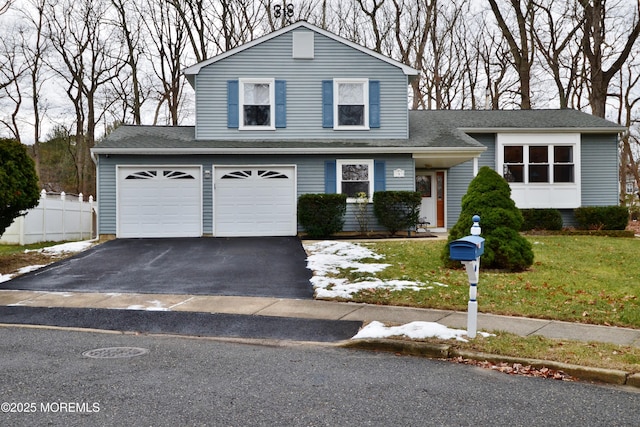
[416,173,435,228]
[436,171,445,228]
[416,171,445,229]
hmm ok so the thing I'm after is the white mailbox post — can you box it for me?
[448,215,485,339]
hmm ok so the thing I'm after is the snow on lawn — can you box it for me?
[304,240,447,300]
[26,240,96,255]
[0,240,96,284]
[353,320,494,343]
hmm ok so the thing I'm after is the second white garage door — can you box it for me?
[214,166,296,237]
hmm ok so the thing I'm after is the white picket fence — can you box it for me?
[1,190,96,245]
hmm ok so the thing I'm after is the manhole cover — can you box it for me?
[82,347,149,359]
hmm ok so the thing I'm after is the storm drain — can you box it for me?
[82,347,149,359]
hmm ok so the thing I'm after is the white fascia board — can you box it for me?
[458,127,626,134]
[182,22,419,79]
[91,146,486,156]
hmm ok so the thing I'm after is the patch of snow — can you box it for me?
[17,264,47,274]
[305,240,390,276]
[304,240,447,299]
[26,240,95,255]
[353,320,494,343]
[126,304,169,311]
[0,274,12,284]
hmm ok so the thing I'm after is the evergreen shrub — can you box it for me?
[521,209,563,231]
[0,138,40,235]
[297,193,347,238]
[442,166,534,271]
[372,191,421,235]
[574,206,629,230]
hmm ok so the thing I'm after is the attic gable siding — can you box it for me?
[194,31,409,140]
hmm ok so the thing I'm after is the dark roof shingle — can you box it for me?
[94,109,623,153]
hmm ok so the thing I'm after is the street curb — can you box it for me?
[342,339,638,388]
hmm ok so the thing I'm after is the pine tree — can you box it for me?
[0,138,40,236]
[442,166,534,271]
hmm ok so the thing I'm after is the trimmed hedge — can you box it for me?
[521,209,563,231]
[373,191,422,234]
[297,193,347,238]
[574,206,629,230]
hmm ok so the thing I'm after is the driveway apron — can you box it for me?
[3,237,314,299]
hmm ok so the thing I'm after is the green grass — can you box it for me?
[344,236,640,328]
[0,242,61,255]
[423,331,640,373]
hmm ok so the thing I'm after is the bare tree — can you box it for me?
[0,0,13,15]
[144,0,188,125]
[17,0,50,178]
[354,0,388,53]
[110,0,147,125]
[532,0,584,109]
[0,31,25,141]
[613,53,640,204]
[474,14,518,110]
[579,0,640,118]
[45,0,124,195]
[487,0,536,109]
[389,0,434,109]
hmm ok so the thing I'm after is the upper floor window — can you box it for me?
[322,79,380,130]
[335,79,368,129]
[239,78,275,130]
[503,144,574,184]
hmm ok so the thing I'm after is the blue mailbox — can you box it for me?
[449,235,485,261]
[448,215,484,339]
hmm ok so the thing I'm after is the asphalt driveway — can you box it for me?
[3,237,314,299]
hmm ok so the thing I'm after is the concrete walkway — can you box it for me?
[0,289,638,348]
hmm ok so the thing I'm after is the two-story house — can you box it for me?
[91,21,625,239]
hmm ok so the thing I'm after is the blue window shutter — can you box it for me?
[275,80,286,128]
[369,80,380,128]
[227,80,239,128]
[322,80,333,128]
[325,160,337,193]
[374,160,386,192]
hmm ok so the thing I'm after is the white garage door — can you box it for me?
[118,167,202,238]
[214,166,296,237]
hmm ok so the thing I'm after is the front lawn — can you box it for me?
[325,236,640,329]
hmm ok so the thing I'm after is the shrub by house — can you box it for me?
[443,166,534,272]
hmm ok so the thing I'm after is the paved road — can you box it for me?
[0,327,637,426]
[3,237,314,298]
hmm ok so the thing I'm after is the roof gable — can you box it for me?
[182,21,419,86]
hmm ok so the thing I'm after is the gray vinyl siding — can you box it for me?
[580,134,619,206]
[445,133,619,229]
[446,134,496,227]
[96,153,415,235]
[195,30,409,140]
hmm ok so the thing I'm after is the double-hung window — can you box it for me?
[239,78,274,130]
[337,159,374,201]
[553,146,574,183]
[334,79,369,129]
